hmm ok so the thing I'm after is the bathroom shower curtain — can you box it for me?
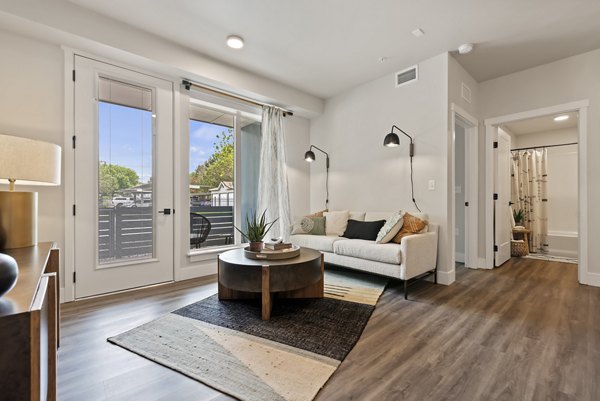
[511,148,548,253]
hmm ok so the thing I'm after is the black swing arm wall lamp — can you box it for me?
[304,145,329,208]
[383,125,421,212]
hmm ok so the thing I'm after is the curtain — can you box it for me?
[257,106,292,240]
[511,149,548,253]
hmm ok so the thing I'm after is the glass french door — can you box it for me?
[74,56,174,298]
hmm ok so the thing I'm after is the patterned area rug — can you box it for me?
[108,269,387,401]
[523,253,578,264]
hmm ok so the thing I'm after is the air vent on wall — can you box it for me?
[461,82,472,103]
[395,65,418,88]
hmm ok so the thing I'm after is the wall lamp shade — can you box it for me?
[304,150,316,162]
[0,134,62,250]
[383,132,400,147]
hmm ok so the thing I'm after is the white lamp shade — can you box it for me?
[0,134,62,186]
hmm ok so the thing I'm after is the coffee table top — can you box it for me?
[219,246,321,266]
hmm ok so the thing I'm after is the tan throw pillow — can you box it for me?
[324,210,350,236]
[306,209,328,218]
[392,213,428,243]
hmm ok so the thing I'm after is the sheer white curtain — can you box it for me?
[257,106,292,240]
[511,149,548,253]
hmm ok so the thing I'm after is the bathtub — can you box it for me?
[546,231,578,258]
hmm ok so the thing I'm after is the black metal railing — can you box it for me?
[190,206,234,248]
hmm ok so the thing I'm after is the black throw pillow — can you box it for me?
[341,219,386,241]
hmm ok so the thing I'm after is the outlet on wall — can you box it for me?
[428,179,436,190]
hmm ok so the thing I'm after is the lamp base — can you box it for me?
[0,191,38,250]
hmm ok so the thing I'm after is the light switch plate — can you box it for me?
[428,179,436,190]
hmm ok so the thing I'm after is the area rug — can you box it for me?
[523,253,578,264]
[108,269,387,401]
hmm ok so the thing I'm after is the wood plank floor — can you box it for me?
[58,258,600,401]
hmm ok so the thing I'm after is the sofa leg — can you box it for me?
[404,280,408,300]
[434,269,437,284]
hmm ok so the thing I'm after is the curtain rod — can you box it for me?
[511,142,577,151]
[182,79,293,117]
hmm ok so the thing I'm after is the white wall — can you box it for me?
[0,30,66,285]
[480,48,600,284]
[309,53,454,283]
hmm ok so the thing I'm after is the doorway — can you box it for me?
[484,101,588,283]
[73,56,174,298]
[451,104,478,270]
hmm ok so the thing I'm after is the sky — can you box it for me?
[98,102,231,184]
[189,119,231,174]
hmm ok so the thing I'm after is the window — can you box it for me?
[188,99,261,250]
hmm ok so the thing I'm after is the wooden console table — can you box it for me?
[0,242,59,401]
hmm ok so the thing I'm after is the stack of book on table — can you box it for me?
[263,242,293,251]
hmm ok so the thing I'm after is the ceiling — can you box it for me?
[64,0,600,98]
[502,111,578,135]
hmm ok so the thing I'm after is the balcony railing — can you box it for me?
[98,206,235,263]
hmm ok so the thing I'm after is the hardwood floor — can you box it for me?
[58,258,600,401]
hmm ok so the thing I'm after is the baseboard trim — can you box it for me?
[455,252,465,263]
[437,269,455,286]
[581,271,600,287]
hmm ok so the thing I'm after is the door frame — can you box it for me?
[63,48,179,302]
[484,101,589,283]
[450,104,479,270]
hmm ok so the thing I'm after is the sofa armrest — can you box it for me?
[399,231,438,280]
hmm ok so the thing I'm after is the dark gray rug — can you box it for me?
[108,270,388,401]
[173,294,374,361]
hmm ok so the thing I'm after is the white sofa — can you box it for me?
[290,212,438,298]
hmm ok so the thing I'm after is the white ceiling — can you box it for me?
[502,111,578,135]
[67,0,600,98]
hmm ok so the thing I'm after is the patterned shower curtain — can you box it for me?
[257,106,293,240]
[511,149,548,253]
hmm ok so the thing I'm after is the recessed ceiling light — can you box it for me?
[226,35,244,49]
[554,115,569,122]
[412,28,425,38]
[458,43,474,54]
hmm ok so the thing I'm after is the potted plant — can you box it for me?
[235,210,278,252]
[513,208,524,225]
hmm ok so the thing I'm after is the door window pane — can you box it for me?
[189,107,234,249]
[98,93,154,264]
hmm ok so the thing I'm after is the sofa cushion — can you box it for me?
[365,211,395,222]
[290,234,343,253]
[324,210,349,236]
[376,211,405,243]
[334,239,403,265]
[349,211,366,221]
[342,219,386,241]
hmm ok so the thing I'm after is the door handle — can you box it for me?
[158,208,171,215]
[465,202,469,207]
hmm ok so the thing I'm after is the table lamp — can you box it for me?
[0,134,62,249]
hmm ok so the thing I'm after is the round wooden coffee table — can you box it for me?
[217,247,323,320]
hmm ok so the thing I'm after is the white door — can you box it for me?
[74,56,174,298]
[494,129,512,266]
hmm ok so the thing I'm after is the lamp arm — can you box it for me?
[391,125,415,157]
[309,145,330,168]
[309,145,330,207]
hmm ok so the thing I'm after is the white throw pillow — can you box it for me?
[324,210,350,236]
[376,211,405,243]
